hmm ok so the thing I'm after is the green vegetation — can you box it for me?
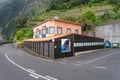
[0,0,120,41]
[77,10,98,30]
[14,28,33,47]
[2,0,53,41]
[26,5,115,31]
[26,0,120,32]
[14,28,33,41]
[0,0,26,27]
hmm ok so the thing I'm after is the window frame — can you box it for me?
[57,27,62,34]
[39,30,41,35]
[75,29,79,34]
[49,26,54,34]
[36,31,39,38]
[46,27,48,34]
[42,29,46,35]
[67,28,71,34]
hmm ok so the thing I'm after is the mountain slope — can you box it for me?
[0,0,26,27]
[26,5,113,26]
[0,0,10,9]
[2,0,53,41]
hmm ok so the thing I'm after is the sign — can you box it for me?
[61,39,71,53]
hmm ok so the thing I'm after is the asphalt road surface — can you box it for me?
[0,44,120,80]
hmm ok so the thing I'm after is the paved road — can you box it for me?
[0,44,120,80]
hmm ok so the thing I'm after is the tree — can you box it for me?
[14,28,33,41]
[77,10,97,32]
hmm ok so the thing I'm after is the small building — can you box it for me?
[24,19,104,59]
[33,19,82,38]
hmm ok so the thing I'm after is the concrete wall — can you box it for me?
[88,23,120,43]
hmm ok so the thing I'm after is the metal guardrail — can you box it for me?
[0,41,13,45]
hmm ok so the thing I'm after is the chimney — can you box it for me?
[54,16,58,19]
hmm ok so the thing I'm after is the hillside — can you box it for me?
[0,0,26,27]
[2,0,53,41]
[0,0,10,9]
[25,0,120,28]
[26,5,113,27]
[1,0,120,41]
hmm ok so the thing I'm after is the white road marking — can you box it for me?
[62,59,68,62]
[73,63,82,66]
[28,68,36,73]
[93,66,107,69]
[45,75,58,80]
[29,74,39,79]
[83,51,120,64]
[76,61,84,64]
[5,53,59,80]
[59,62,66,64]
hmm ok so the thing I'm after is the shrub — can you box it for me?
[14,28,33,41]
[77,10,97,31]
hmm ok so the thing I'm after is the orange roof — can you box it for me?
[24,33,103,42]
[33,19,81,28]
[24,34,72,42]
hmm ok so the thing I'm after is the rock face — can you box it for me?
[88,23,120,43]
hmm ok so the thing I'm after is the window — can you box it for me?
[57,27,62,34]
[49,26,54,34]
[42,29,46,34]
[36,31,39,38]
[46,27,48,34]
[75,29,79,34]
[39,30,41,35]
[67,28,71,34]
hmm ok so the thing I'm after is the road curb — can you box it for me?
[75,49,103,56]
